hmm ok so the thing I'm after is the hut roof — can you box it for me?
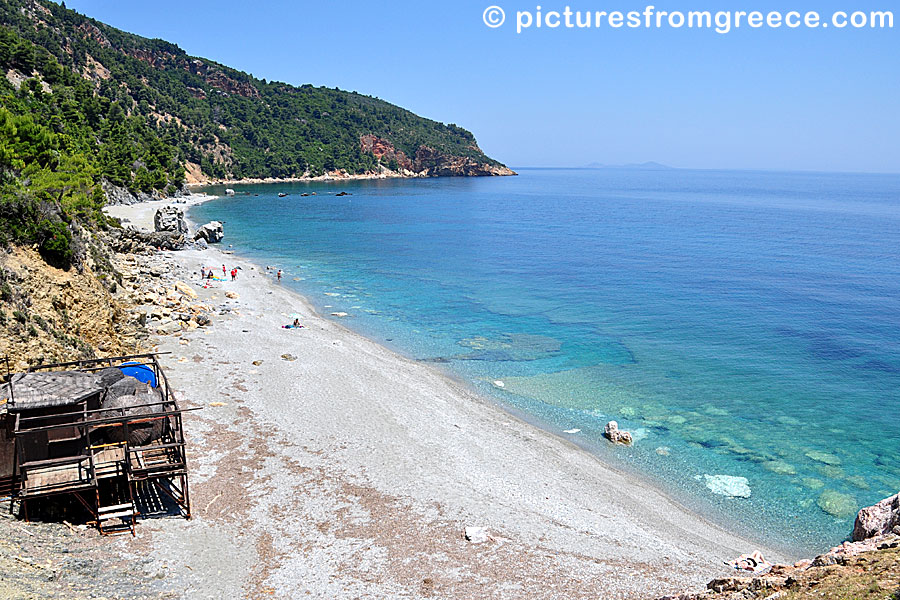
[1,371,102,413]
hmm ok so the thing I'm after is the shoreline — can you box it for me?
[186,169,516,188]
[100,195,790,598]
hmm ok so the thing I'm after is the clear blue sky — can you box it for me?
[62,0,898,173]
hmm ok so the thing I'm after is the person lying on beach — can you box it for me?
[728,551,771,573]
[282,319,304,330]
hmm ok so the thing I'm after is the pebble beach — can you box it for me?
[88,195,788,598]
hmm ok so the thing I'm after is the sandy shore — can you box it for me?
[100,197,787,599]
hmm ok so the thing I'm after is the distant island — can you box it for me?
[583,161,675,171]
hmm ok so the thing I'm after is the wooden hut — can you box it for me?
[0,353,192,536]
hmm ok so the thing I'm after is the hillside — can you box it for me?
[1,0,512,183]
[0,0,512,270]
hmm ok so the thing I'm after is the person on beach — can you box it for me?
[277,270,282,282]
[222,265,227,278]
[282,318,303,330]
[231,268,237,281]
[200,266,206,279]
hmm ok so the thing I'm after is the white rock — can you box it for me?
[703,474,751,498]
[464,526,491,544]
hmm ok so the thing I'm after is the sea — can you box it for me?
[192,168,900,556]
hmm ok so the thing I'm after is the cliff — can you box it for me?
[0,234,149,372]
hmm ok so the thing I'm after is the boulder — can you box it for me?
[174,281,198,300]
[194,221,224,244]
[153,206,189,235]
[604,421,633,445]
[225,188,235,196]
[464,526,492,544]
[155,320,182,335]
[852,491,900,541]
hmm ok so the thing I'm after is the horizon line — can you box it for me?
[512,165,900,176]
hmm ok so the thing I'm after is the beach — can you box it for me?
[91,195,789,599]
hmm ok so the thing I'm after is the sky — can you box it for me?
[61,0,899,173]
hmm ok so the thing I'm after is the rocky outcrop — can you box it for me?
[187,59,260,98]
[604,421,633,445]
[853,491,900,541]
[360,135,516,178]
[655,491,900,600]
[102,181,177,206]
[413,146,516,177]
[112,228,186,252]
[194,221,224,244]
[154,206,189,235]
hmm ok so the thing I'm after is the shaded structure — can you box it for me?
[0,354,192,536]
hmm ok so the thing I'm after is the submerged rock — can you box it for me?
[763,460,797,476]
[456,333,562,362]
[817,490,858,518]
[802,477,826,490]
[703,474,751,498]
[806,450,842,466]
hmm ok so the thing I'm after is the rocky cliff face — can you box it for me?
[360,135,516,178]
[0,244,147,372]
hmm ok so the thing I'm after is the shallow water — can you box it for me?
[193,168,900,555]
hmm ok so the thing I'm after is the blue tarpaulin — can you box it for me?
[118,362,158,388]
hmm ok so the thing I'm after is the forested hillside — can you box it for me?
[1,0,510,180]
[0,0,510,267]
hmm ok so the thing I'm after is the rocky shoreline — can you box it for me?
[658,493,900,600]
[187,163,517,189]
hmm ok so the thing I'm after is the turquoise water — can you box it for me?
[194,169,900,556]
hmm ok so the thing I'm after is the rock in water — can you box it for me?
[704,474,752,498]
[817,490,858,518]
[604,421,634,445]
[154,205,189,235]
[852,491,900,540]
[194,221,225,243]
[805,450,842,466]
